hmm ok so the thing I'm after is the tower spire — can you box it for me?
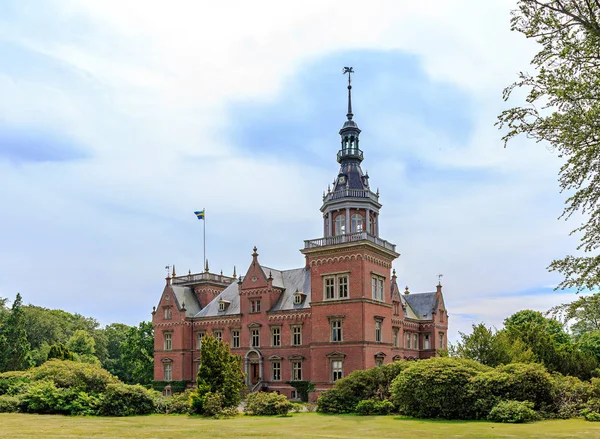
[343,66,354,120]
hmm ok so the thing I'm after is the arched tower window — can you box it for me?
[335,215,346,235]
[351,213,363,233]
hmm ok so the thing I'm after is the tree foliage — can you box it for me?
[497,0,600,291]
[0,294,33,371]
[119,321,154,385]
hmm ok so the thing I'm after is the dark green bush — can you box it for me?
[583,409,600,422]
[470,362,555,417]
[0,395,20,413]
[0,371,31,396]
[169,389,192,414]
[488,400,540,423]
[548,374,592,418]
[244,392,293,416]
[97,383,155,416]
[217,406,239,418]
[151,380,189,393]
[317,361,409,414]
[32,360,119,393]
[203,392,224,417]
[355,399,395,415]
[286,381,314,402]
[19,380,99,415]
[390,357,490,419]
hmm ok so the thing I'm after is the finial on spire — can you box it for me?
[252,246,258,257]
[165,265,171,278]
[392,268,397,277]
[172,265,176,277]
[233,265,237,279]
[404,286,410,295]
[343,67,354,120]
[204,259,209,273]
[438,274,443,286]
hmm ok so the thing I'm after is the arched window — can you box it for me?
[351,214,363,233]
[335,215,345,235]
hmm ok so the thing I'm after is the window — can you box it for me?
[164,307,172,320]
[331,320,343,342]
[271,327,281,347]
[294,294,302,305]
[375,358,383,367]
[292,361,302,381]
[413,334,418,350]
[439,333,445,349]
[393,302,399,315]
[393,328,399,347]
[331,360,343,381]
[351,213,363,233]
[291,390,298,399]
[250,299,261,313]
[218,302,226,312]
[440,310,445,322]
[251,329,260,348]
[292,326,302,346]
[375,320,382,342]
[163,363,172,381]
[271,361,281,381]
[213,330,222,342]
[231,330,240,348]
[325,277,335,299]
[338,276,348,298]
[406,332,411,349]
[424,334,430,350]
[196,332,205,349]
[371,275,384,301]
[335,214,345,235]
[164,332,172,350]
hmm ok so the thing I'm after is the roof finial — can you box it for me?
[438,274,443,286]
[343,67,354,120]
[404,286,410,295]
[172,265,176,277]
[205,259,209,273]
[165,265,171,278]
[233,265,237,279]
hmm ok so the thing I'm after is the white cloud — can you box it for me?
[0,0,580,342]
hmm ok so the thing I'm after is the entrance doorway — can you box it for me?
[251,363,260,384]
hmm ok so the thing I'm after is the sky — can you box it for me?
[0,0,583,342]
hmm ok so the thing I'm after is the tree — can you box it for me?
[497,1,600,291]
[120,321,154,385]
[47,344,75,361]
[100,323,131,379]
[66,329,97,365]
[191,334,244,413]
[0,293,33,371]
[549,292,600,337]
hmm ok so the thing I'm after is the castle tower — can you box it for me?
[302,68,399,387]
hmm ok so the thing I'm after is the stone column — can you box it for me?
[346,207,350,234]
[366,208,371,234]
[328,211,332,237]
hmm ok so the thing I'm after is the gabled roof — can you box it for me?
[169,285,202,317]
[194,266,311,318]
[403,292,437,320]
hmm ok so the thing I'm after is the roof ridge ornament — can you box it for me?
[343,66,354,121]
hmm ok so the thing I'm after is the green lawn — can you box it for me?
[1,413,599,438]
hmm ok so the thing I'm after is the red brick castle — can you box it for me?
[152,69,449,399]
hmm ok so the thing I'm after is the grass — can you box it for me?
[1,413,600,438]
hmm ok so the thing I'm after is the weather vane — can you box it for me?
[165,265,171,277]
[343,66,354,85]
[438,274,443,285]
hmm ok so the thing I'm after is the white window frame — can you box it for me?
[164,332,172,351]
[271,326,281,347]
[393,327,399,347]
[335,214,345,235]
[291,361,302,381]
[323,275,349,300]
[414,333,418,350]
[292,325,302,346]
[251,329,260,348]
[164,307,172,320]
[406,332,411,349]
[163,362,172,381]
[196,331,205,350]
[375,320,382,343]
[330,320,343,342]
[231,330,240,348]
[250,299,261,313]
[213,330,223,342]
[424,333,430,350]
[351,213,363,233]
[331,359,343,382]
[294,294,303,305]
[271,361,281,381]
[218,302,226,312]
[439,332,445,349]
[371,275,385,301]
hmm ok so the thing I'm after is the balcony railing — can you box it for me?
[304,231,396,252]
[323,188,379,203]
[172,272,235,285]
[337,148,363,163]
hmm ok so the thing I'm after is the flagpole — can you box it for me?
[203,207,206,272]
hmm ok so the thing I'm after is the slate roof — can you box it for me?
[170,285,202,318]
[194,267,311,318]
[403,292,437,320]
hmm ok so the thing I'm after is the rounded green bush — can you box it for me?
[31,360,119,393]
[0,395,20,413]
[97,383,155,416]
[244,392,293,416]
[488,400,540,423]
[355,399,395,415]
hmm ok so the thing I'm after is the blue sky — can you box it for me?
[0,0,582,340]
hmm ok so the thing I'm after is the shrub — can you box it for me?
[19,380,99,415]
[0,395,20,413]
[170,389,192,414]
[355,399,395,415]
[583,409,600,422]
[31,360,119,393]
[470,362,555,418]
[549,374,592,418]
[488,400,540,423]
[151,380,189,394]
[0,371,31,396]
[97,383,155,416]
[244,392,293,416]
[317,361,409,414]
[390,357,490,419]
[291,403,303,413]
[203,392,223,417]
[217,406,239,418]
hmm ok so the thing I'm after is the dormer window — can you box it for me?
[293,291,306,305]
[218,300,230,312]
